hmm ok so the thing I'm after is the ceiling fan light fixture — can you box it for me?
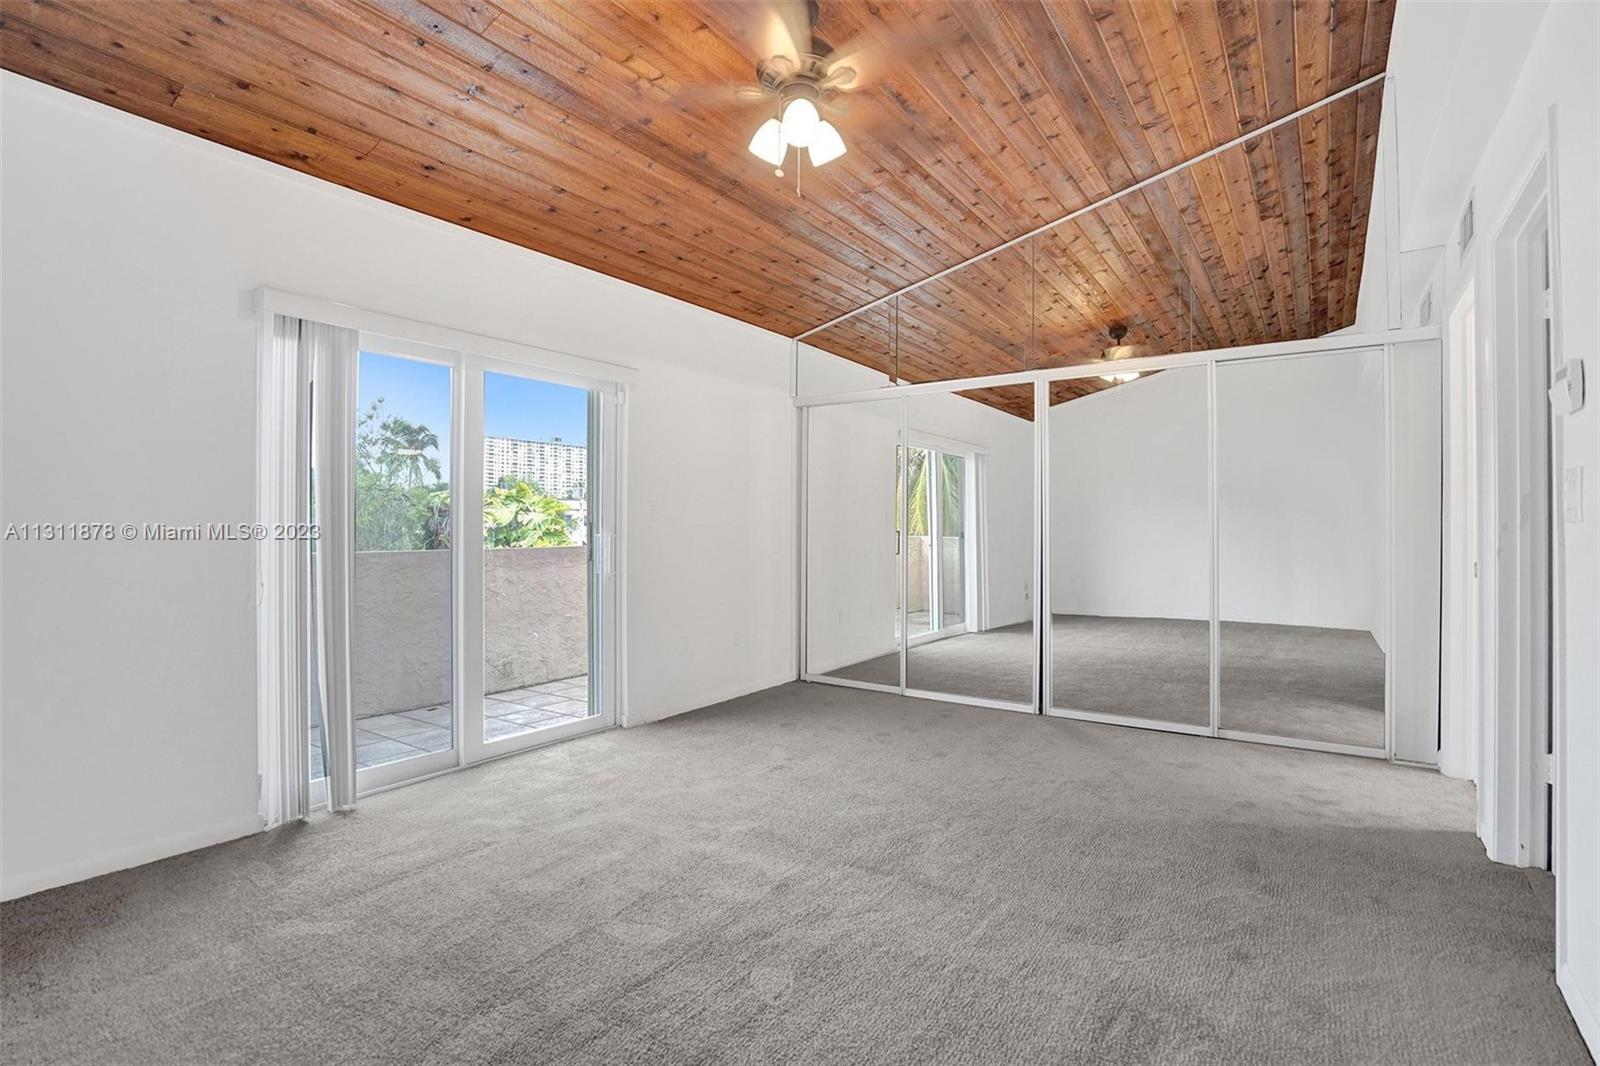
[748,117,788,166]
[808,119,846,165]
[1099,371,1141,384]
[780,96,821,148]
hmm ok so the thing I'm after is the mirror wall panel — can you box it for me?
[1047,366,1211,728]
[904,385,1037,708]
[1390,340,1443,764]
[804,398,904,687]
[1217,349,1387,749]
[798,78,1391,404]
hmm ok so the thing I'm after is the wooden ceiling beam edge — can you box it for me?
[795,67,1387,342]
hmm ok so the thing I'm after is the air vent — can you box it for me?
[1459,197,1475,255]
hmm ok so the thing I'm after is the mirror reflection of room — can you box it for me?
[1049,366,1210,729]
[903,388,1035,708]
[1218,350,1387,749]
[805,398,905,689]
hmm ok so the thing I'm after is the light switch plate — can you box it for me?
[1564,467,1584,524]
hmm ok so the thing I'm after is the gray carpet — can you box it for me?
[2,683,1586,1065]
[830,615,1385,747]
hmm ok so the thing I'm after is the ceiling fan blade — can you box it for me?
[819,95,853,118]
[667,83,771,113]
[706,1,812,66]
[823,11,971,90]
[762,1,813,64]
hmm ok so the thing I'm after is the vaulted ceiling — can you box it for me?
[0,0,1395,416]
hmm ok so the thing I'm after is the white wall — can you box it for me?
[1375,0,1598,1049]
[1050,356,1387,638]
[0,75,796,899]
[1049,368,1210,622]
[1406,1,1598,1049]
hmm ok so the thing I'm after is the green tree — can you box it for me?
[484,478,573,548]
[898,447,962,538]
[358,399,441,484]
[354,399,449,551]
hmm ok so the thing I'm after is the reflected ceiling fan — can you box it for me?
[1099,324,1151,383]
[680,1,960,179]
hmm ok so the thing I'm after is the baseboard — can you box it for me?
[1558,964,1600,1057]
[1,813,264,902]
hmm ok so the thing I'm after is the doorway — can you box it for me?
[1480,160,1559,870]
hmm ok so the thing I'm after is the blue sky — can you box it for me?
[357,352,589,472]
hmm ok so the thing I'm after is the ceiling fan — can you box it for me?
[742,1,859,171]
[681,2,961,178]
[1099,324,1151,383]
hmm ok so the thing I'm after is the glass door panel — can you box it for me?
[481,370,596,745]
[1047,367,1211,728]
[804,398,904,687]
[349,349,457,773]
[1217,350,1387,749]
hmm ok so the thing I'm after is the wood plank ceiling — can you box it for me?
[0,0,1395,417]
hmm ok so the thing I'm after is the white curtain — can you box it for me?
[307,320,360,812]
[256,315,313,827]
[257,315,358,822]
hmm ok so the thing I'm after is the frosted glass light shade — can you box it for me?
[748,117,787,166]
[808,120,847,165]
[780,97,821,148]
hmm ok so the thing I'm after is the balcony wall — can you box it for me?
[351,546,588,717]
[904,535,963,616]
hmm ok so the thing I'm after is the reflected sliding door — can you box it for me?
[902,443,970,644]
[903,388,1036,710]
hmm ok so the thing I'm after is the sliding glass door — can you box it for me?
[468,368,604,761]
[314,335,618,799]
[341,346,459,793]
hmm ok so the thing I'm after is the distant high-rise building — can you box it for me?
[483,435,587,499]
